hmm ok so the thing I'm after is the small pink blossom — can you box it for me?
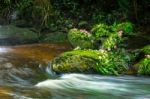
[80,29,91,36]
[80,29,89,34]
[118,30,123,37]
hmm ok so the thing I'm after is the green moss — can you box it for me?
[68,28,95,49]
[62,50,102,60]
[141,45,150,54]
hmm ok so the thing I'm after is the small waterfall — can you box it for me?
[46,62,58,78]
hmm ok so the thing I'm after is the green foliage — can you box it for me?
[92,11,106,24]
[141,45,150,54]
[94,49,129,75]
[32,0,53,27]
[16,0,32,12]
[0,0,53,27]
[111,22,134,35]
[91,22,133,50]
[136,57,150,75]
[117,0,130,11]
[68,28,94,49]
[102,33,123,50]
[91,23,111,40]
[92,10,128,25]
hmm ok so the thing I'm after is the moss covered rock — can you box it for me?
[51,49,129,75]
[68,28,95,49]
[51,50,100,73]
[52,55,96,73]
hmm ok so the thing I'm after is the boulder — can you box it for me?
[0,25,38,45]
[51,50,129,75]
[51,50,99,73]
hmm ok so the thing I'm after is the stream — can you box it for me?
[0,44,150,99]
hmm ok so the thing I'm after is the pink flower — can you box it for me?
[80,29,89,34]
[118,30,123,37]
[80,29,91,36]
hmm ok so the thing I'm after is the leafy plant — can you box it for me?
[91,23,111,40]
[111,22,134,35]
[102,33,124,50]
[136,57,150,75]
[32,0,53,27]
[16,0,32,12]
[94,49,129,75]
[92,11,106,24]
[141,45,150,54]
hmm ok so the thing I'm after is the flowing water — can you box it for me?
[0,43,150,99]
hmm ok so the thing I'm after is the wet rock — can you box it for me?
[0,25,39,45]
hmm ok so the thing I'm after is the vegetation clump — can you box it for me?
[141,45,150,55]
[135,56,150,75]
[102,33,123,50]
[68,28,95,49]
[91,23,111,40]
[111,22,134,35]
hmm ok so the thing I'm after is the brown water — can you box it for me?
[0,43,150,99]
[0,43,71,99]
